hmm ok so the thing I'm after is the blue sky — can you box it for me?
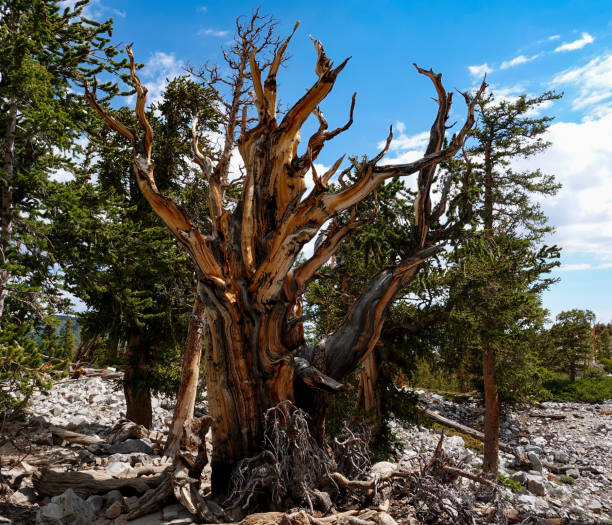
[77,0,612,322]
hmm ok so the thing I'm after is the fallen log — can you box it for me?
[33,468,163,498]
[542,462,602,475]
[441,466,496,488]
[505,508,571,524]
[527,412,566,420]
[49,426,104,446]
[423,409,515,454]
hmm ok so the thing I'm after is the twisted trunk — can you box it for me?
[85,35,484,500]
[202,285,295,497]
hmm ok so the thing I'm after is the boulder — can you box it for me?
[85,495,104,514]
[553,450,569,463]
[370,461,397,477]
[104,501,123,519]
[526,474,546,496]
[36,488,94,525]
[109,438,153,455]
[527,452,543,473]
[105,461,135,479]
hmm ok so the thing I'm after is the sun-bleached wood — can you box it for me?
[85,28,485,495]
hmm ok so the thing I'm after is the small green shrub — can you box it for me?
[559,474,575,485]
[498,473,523,492]
[600,358,612,374]
[539,372,612,403]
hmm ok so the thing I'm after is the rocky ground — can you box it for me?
[399,390,612,522]
[0,371,611,524]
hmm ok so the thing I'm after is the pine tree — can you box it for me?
[50,77,218,427]
[0,0,126,325]
[550,309,594,381]
[450,90,562,476]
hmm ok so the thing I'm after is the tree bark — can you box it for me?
[356,351,382,434]
[124,332,153,429]
[165,292,206,457]
[0,99,17,325]
[482,139,500,477]
[482,346,499,476]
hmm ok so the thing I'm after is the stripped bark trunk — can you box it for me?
[0,99,17,326]
[124,332,153,429]
[165,292,206,457]
[356,352,382,434]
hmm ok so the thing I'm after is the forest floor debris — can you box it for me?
[0,371,611,524]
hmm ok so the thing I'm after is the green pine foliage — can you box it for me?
[49,76,219,396]
[0,0,126,410]
[0,320,68,417]
[548,309,595,381]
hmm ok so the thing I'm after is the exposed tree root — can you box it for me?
[226,402,336,514]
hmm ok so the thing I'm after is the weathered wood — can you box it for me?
[33,468,163,498]
[527,412,566,419]
[543,462,602,475]
[85,24,486,498]
[423,409,515,454]
[165,293,205,458]
[49,426,104,446]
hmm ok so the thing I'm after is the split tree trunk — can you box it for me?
[165,293,206,457]
[124,332,153,429]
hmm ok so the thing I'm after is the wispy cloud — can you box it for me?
[554,32,594,52]
[556,263,612,272]
[197,5,208,12]
[548,34,560,41]
[512,109,612,262]
[499,54,538,70]
[198,28,230,37]
[468,63,493,77]
[59,0,126,18]
[552,53,612,110]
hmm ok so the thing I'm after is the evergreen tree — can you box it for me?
[550,309,594,381]
[0,0,126,325]
[50,77,218,427]
[0,0,125,412]
[58,316,78,360]
[448,90,562,476]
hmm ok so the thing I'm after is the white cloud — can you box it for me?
[552,54,612,111]
[139,51,186,106]
[59,0,125,18]
[468,63,493,77]
[556,263,592,272]
[548,35,560,41]
[554,32,594,52]
[556,262,612,271]
[513,110,612,261]
[198,28,230,37]
[500,54,538,70]
[379,123,429,152]
[197,5,208,12]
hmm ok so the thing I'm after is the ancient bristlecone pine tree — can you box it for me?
[86,25,485,495]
